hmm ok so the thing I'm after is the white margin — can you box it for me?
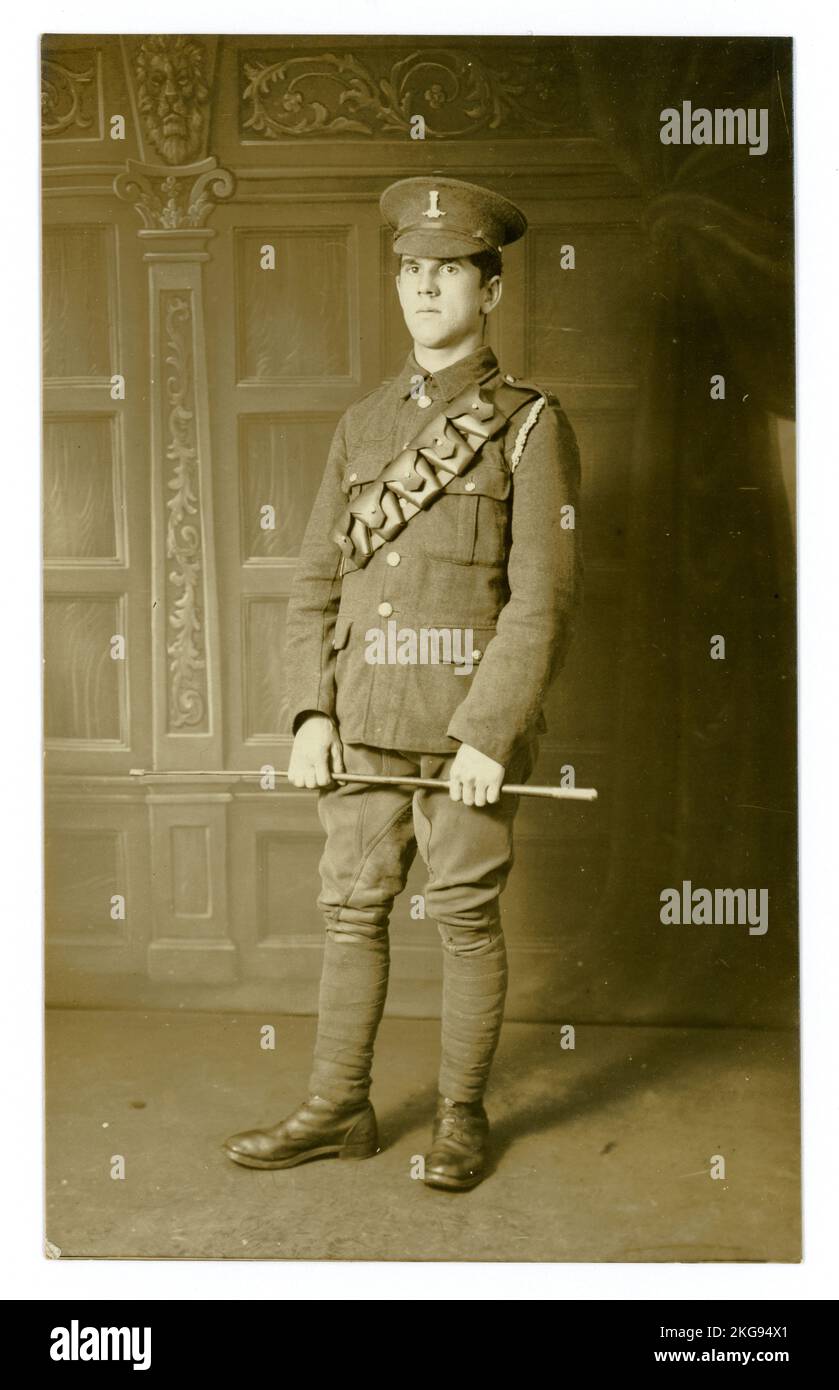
[3,0,836,1304]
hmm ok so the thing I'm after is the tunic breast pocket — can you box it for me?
[342,413,399,497]
[421,463,511,567]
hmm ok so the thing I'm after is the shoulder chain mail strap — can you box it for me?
[332,379,539,571]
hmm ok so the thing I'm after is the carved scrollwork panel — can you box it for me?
[41,52,101,139]
[160,291,208,733]
[240,46,578,141]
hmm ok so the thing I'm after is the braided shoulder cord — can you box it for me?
[510,396,546,473]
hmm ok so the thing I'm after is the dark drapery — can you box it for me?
[571,38,797,1024]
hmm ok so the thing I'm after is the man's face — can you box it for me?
[395,256,500,351]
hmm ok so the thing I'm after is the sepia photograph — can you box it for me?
[41,29,798,1263]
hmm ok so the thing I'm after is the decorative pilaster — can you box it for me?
[114,38,236,980]
[115,155,234,770]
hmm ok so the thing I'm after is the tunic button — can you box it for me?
[378,602,393,617]
[505,374,516,383]
[348,471,358,482]
[417,395,432,409]
[386,552,400,567]
[472,649,482,661]
[464,480,476,492]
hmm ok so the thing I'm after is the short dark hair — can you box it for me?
[468,248,503,285]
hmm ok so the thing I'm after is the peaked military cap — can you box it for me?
[380,176,527,259]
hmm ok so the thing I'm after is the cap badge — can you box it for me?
[422,189,446,220]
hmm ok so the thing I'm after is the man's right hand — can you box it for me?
[287,715,345,789]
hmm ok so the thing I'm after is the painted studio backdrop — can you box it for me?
[42,35,796,1028]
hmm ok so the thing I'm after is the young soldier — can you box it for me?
[224,176,583,1190]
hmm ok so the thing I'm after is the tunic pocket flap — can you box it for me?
[444,463,511,500]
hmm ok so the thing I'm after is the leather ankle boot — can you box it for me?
[423,1094,490,1191]
[222,1094,379,1169]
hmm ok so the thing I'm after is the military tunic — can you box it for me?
[284,343,583,768]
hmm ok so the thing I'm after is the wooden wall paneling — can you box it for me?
[42,203,152,779]
[42,35,662,1020]
[42,224,116,382]
[44,787,152,990]
[42,119,155,989]
[43,413,126,564]
[229,791,325,1009]
[146,788,236,984]
[206,199,381,780]
[44,591,128,745]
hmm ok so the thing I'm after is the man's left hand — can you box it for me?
[449,743,505,807]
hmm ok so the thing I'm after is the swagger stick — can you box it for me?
[128,768,597,802]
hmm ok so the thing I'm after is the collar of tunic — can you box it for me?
[394,344,500,404]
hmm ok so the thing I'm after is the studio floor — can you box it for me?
[45,1010,800,1263]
